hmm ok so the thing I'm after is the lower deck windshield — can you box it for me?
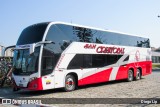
[13,47,40,75]
[13,45,61,76]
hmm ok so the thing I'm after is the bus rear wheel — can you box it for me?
[135,68,141,80]
[127,69,134,82]
[64,75,76,92]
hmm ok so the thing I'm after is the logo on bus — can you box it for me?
[84,44,125,54]
[135,50,140,61]
[96,46,125,54]
[84,44,96,49]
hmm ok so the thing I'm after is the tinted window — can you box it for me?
[93,31,119,45]
[45,25,71,53]
[124,55,129,61]
[13,47,40,75]
[83,54,92,68]
[52,24,150,48]
[17,23,49,45]
[92,54,122,67]
[92,55,106,67]
[67,54,83,69]
[57,24,94,43]
[67,54,123,69]
[41,45,60,76]
[107,55,118,65]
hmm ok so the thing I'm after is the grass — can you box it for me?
[152,63,160,69]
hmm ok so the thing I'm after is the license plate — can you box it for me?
[19,84,23,87]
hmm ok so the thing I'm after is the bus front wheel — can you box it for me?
[127,69,134,82]
[64,75,76,92]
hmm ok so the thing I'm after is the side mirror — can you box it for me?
[29,41,55,54]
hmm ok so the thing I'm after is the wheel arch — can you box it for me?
[137,67,142,75]
[137,67,142,76]
[128,67,134,76]
[64,72,78,88]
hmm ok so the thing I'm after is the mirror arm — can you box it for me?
[3,45,16,56]
[30,41,55,54]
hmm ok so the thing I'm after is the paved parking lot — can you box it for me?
[0,70,160,107]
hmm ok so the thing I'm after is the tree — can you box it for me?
[73,26,93,43]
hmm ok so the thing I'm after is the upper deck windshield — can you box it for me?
[13,47,40,75]
[17,23,49,45]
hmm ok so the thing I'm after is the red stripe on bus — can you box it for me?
[78,61,152,86]
[116,61,152,80]
[78,68,113,86]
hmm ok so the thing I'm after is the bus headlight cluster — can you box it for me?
[29,77,37,82]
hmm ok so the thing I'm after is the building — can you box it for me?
[0,45,13,57]
[5,48,14,56]
[152,47,160,63]
[0,45,5,56]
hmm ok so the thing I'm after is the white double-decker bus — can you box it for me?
[12,22,152,91]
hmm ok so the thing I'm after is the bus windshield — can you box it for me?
[16,23,49,45]
[13,47,40,75]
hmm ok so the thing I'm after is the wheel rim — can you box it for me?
[136,69,140,79]
[129,70,133,81]
[66,78,74,90]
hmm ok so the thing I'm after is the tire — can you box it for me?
[64,75,76,92]
[135,69,141,80]
[127,69,134,82]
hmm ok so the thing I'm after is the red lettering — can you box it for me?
[122,48,125,54]
[92,44,96,49]
[84,44,96,49]
[84,44,89,49]
[96,46,125,54]
[113,47,117,53]
[96,46,103,53]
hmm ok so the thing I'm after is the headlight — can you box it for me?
[29,77,37,82]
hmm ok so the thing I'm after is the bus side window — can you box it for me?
[67,54,83,69]
[92,55,105,67]
[83,54,92,68]
[41,48,55,76]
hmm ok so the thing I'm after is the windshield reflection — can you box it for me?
[13,47,40,75]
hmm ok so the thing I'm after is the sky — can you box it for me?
[0,0,160,48]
